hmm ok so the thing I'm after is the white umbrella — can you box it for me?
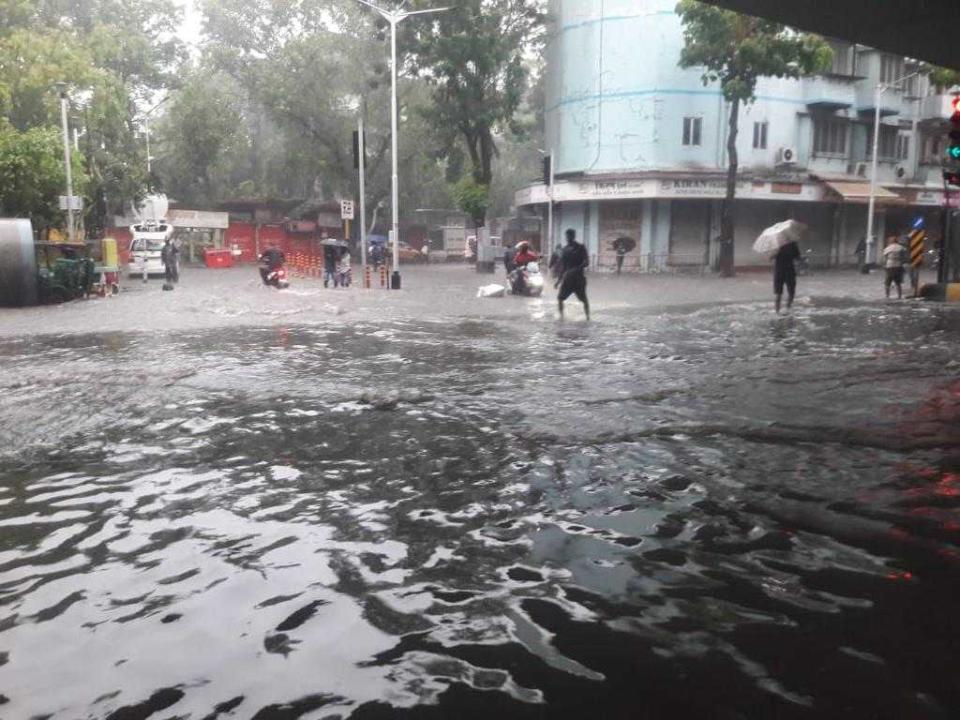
[753,220,807,258]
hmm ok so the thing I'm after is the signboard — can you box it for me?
[516,178,824,206]
[340,200,354,220]
[167,209,229,229]
[58,195,83,211]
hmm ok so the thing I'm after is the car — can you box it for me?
[127,237,165,277]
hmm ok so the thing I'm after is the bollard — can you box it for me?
[364,264,372,288]
[379,264,387,288]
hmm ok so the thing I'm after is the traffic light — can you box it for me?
[947,95,960,162]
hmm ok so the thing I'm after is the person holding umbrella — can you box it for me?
[612,236,635,274]
[753,220,805,314]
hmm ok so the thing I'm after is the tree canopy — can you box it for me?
[676,0,830,275]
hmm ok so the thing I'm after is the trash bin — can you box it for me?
[204,248,234,268]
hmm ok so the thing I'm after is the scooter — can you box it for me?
[510,262,545,297]
[262,264,290,289]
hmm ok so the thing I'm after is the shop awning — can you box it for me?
[823,181,905,205]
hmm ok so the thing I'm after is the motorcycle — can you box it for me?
[510,261,545,297]
[261,263,290,289]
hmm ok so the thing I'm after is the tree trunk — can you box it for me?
[719,96,740,278]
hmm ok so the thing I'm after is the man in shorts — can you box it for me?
[557,228,590,320]
[882,236,907,299]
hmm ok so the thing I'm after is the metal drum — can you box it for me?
[0,219,38,307]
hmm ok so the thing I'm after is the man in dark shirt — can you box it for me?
[774,240,801,313]
[557,228,590,320]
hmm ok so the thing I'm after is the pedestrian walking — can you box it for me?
[161,237,179,287]
[322,237,339,288]
[612,237,635,275]
[337,247,352,287]
[773,240,800,313]
[556,228,590,321]
[883,236,907,299]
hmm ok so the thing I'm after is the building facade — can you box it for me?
[517,0,959,271]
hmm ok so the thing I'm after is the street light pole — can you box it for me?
[356,0,448,289]
[59,90,75,244]
[358,110,368,285]
[865,71,919,269]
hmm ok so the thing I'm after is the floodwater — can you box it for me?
[1,273,959,719]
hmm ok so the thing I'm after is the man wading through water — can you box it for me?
[556,228,590,320]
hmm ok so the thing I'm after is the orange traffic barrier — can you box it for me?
[364,264,372,289]
[379,264,387,288]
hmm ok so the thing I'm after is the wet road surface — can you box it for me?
[1,267,959,719]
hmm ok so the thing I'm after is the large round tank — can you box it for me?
[0,219,38,307]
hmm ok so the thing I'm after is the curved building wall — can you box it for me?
[546,0,727,175]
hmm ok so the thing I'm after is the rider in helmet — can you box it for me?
[510,241,540,294]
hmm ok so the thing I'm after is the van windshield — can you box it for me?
[131,239,165,252]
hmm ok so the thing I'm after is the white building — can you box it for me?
[517,0,959,271]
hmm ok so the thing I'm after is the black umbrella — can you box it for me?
[612,236,636,253]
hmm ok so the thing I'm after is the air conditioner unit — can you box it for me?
[854,162,869,178]
[776,147,797,165]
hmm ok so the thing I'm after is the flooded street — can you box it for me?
[1,267,959,719]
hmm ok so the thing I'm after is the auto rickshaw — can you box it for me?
[34,241,96,303]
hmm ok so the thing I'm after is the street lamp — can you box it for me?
[355,0,449,289]
[865,71,920,269]
[140,95,170,182]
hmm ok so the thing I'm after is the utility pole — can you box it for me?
[866,71,919,270]
[358,112,368,286]
[59,90,75,244]
[355,0,449,289]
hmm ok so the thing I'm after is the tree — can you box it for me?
[676,1,830,276]
[405,0,544,226]
[928,66,960,93]
[0,120,88,230]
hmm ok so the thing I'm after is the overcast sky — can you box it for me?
[176,0,203,49]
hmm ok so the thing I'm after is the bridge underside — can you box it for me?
[702,0,960,69]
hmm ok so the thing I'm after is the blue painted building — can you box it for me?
[517,0,957,270]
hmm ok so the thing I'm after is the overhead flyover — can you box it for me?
[700,0,960,69]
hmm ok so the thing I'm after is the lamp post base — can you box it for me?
[391,270,401,290]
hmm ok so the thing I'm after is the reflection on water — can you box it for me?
[0,299,958,718]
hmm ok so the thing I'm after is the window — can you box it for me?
[752,121,769,150]
[922,134,944,165]
[867,125,900,159]
[879,54,904,85]
[682,117,702,146]
[896,133,910,161]
[814,118,848,155]
[828,41,856,76]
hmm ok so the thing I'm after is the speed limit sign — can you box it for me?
[340,200,354,220]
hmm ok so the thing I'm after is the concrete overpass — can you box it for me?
[702,0,960,69]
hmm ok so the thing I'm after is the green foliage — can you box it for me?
[0,120,88,227]
[676,0,831,103]
[451,176,489,227]
[405,0,544,203]
[928,66,960,92]
[0,0,184,231]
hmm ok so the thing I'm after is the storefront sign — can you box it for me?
[517,177,823,206]
[168,209,229,229]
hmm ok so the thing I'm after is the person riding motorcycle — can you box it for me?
[259,246,285,285]
[510,242,539,294]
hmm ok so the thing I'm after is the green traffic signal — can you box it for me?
[949,145,960,160]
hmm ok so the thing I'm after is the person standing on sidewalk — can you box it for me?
[322,238,339,288]
[557,228,590,321]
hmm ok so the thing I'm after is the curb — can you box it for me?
[918,283,960,302]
